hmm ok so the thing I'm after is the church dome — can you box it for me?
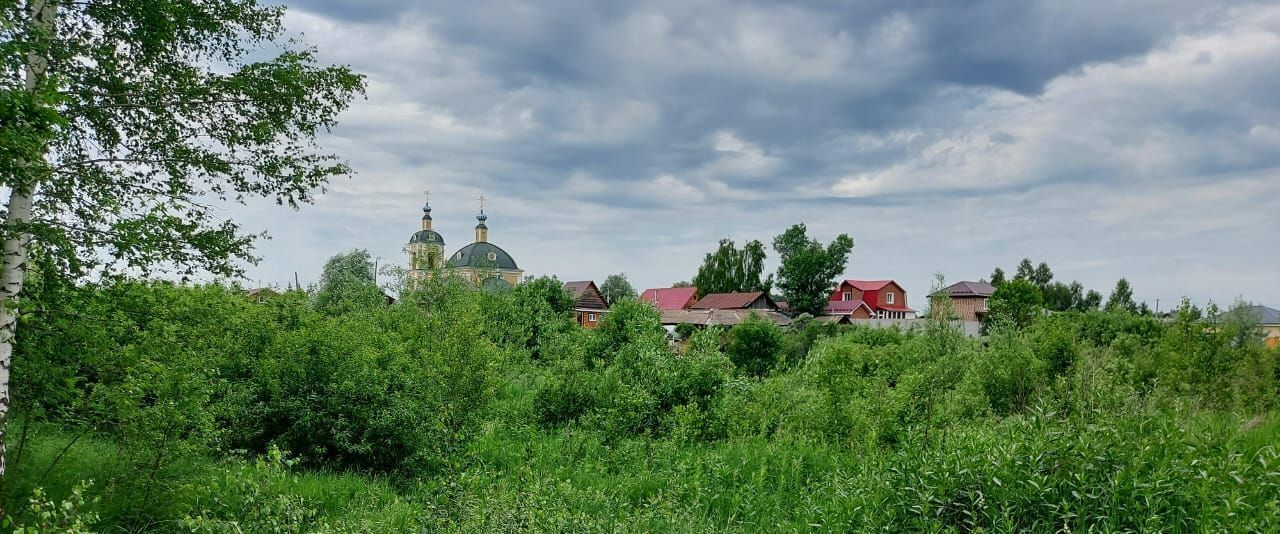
[446,241,519,270]
[409,229,445,245]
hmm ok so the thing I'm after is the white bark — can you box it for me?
[0,0,55,480]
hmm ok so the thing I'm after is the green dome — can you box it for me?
[409,230,445,245]
[480,276,512,293]
[446,242,518,270]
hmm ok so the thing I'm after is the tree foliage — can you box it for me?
[312,249,383,315]
[1106,278,1137,313]
[725,315,785,377]
[0,0,364,476]
[599,273,637,306]
[0,0,365,280]
[989,267,1006,287]
[983,280,1044,332]
[691,239,771,298]
[772,224,854,316]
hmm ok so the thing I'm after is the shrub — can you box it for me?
[725,315,785,376]
[232,304,500,475]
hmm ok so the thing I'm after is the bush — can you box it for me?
[725,315,785,376]
[233,304,500,475]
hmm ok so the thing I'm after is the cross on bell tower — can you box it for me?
[420,188,434,230]
[475,193,489,243]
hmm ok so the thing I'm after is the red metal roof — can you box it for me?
[844,279,894,291]
[640,287,699,310]
[691,291,773,310]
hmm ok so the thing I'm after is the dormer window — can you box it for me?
[886,292,895,304]
[842,292,852,301]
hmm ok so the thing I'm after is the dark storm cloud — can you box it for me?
[234,0,1280,309]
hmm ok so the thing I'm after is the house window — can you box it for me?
[588,313,597,322]
[886,292,895,304]
[842,292,852,301]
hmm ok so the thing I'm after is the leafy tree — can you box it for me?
[1106,278,1138,313]
[599,273,637,306]
[1014,259,1036,282]
[1032,262,1054,288]
[672,280,693,288]
[691,239,772,298]
[772,224,854,316]
[0,0,363,475]
[1042,282,1073,312]
[989,267,1007,287]
[983,280,1044,332]
[725,315,785,377]
[312,250,384,315]
[1082,289,1104,310]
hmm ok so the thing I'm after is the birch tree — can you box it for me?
[0,0,364,477]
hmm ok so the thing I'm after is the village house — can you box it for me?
[1212,305,1280,348]
[825,279,916,319]
[639,286,699,311]
[564,280,609,328]
[661,291,790,327]
[931,281,996,321]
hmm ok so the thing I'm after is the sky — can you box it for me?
[234,0,1280,310]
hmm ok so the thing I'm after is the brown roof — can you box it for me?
[691,291,776,310]
[660,308,791,327]
[564,280,608,311]
[943,281,997,297]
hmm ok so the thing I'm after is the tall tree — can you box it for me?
[772,223,854,316]
[1082,290,1104,310]
[1105,278,1137,313]
[599,273,637,306]
[1032,262,1054,288]
[671,280,693,288]
[691,238,771,298]
[1014,258,1036,282]
[989,267,1007,287]
[0,0,364,475]
[313,250,384,315]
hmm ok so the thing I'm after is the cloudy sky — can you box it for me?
[236,0,1280,309]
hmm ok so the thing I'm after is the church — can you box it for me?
[405,194,524,290]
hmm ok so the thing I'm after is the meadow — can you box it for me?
[3,276,1277,532]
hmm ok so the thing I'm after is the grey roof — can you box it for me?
[1214,305,1280,325]
[943,281,997,297]
[445,241,519,270]
[409,229,445,245]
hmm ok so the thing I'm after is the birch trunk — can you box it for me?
[0,0,56,480]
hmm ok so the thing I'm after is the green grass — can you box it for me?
[6,408,1279,533]
[3,424,420,532]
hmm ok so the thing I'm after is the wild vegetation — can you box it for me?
[3,264,1277,532]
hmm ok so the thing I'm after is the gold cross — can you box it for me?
[478,193,486,211]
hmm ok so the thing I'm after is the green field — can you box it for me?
[4,278,1278,532]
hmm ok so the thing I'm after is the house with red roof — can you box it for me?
[640,286,699,311]
[826,279,916,319]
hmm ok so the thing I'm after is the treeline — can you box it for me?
[3,254,1278,531]
[981,258,1160,331]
